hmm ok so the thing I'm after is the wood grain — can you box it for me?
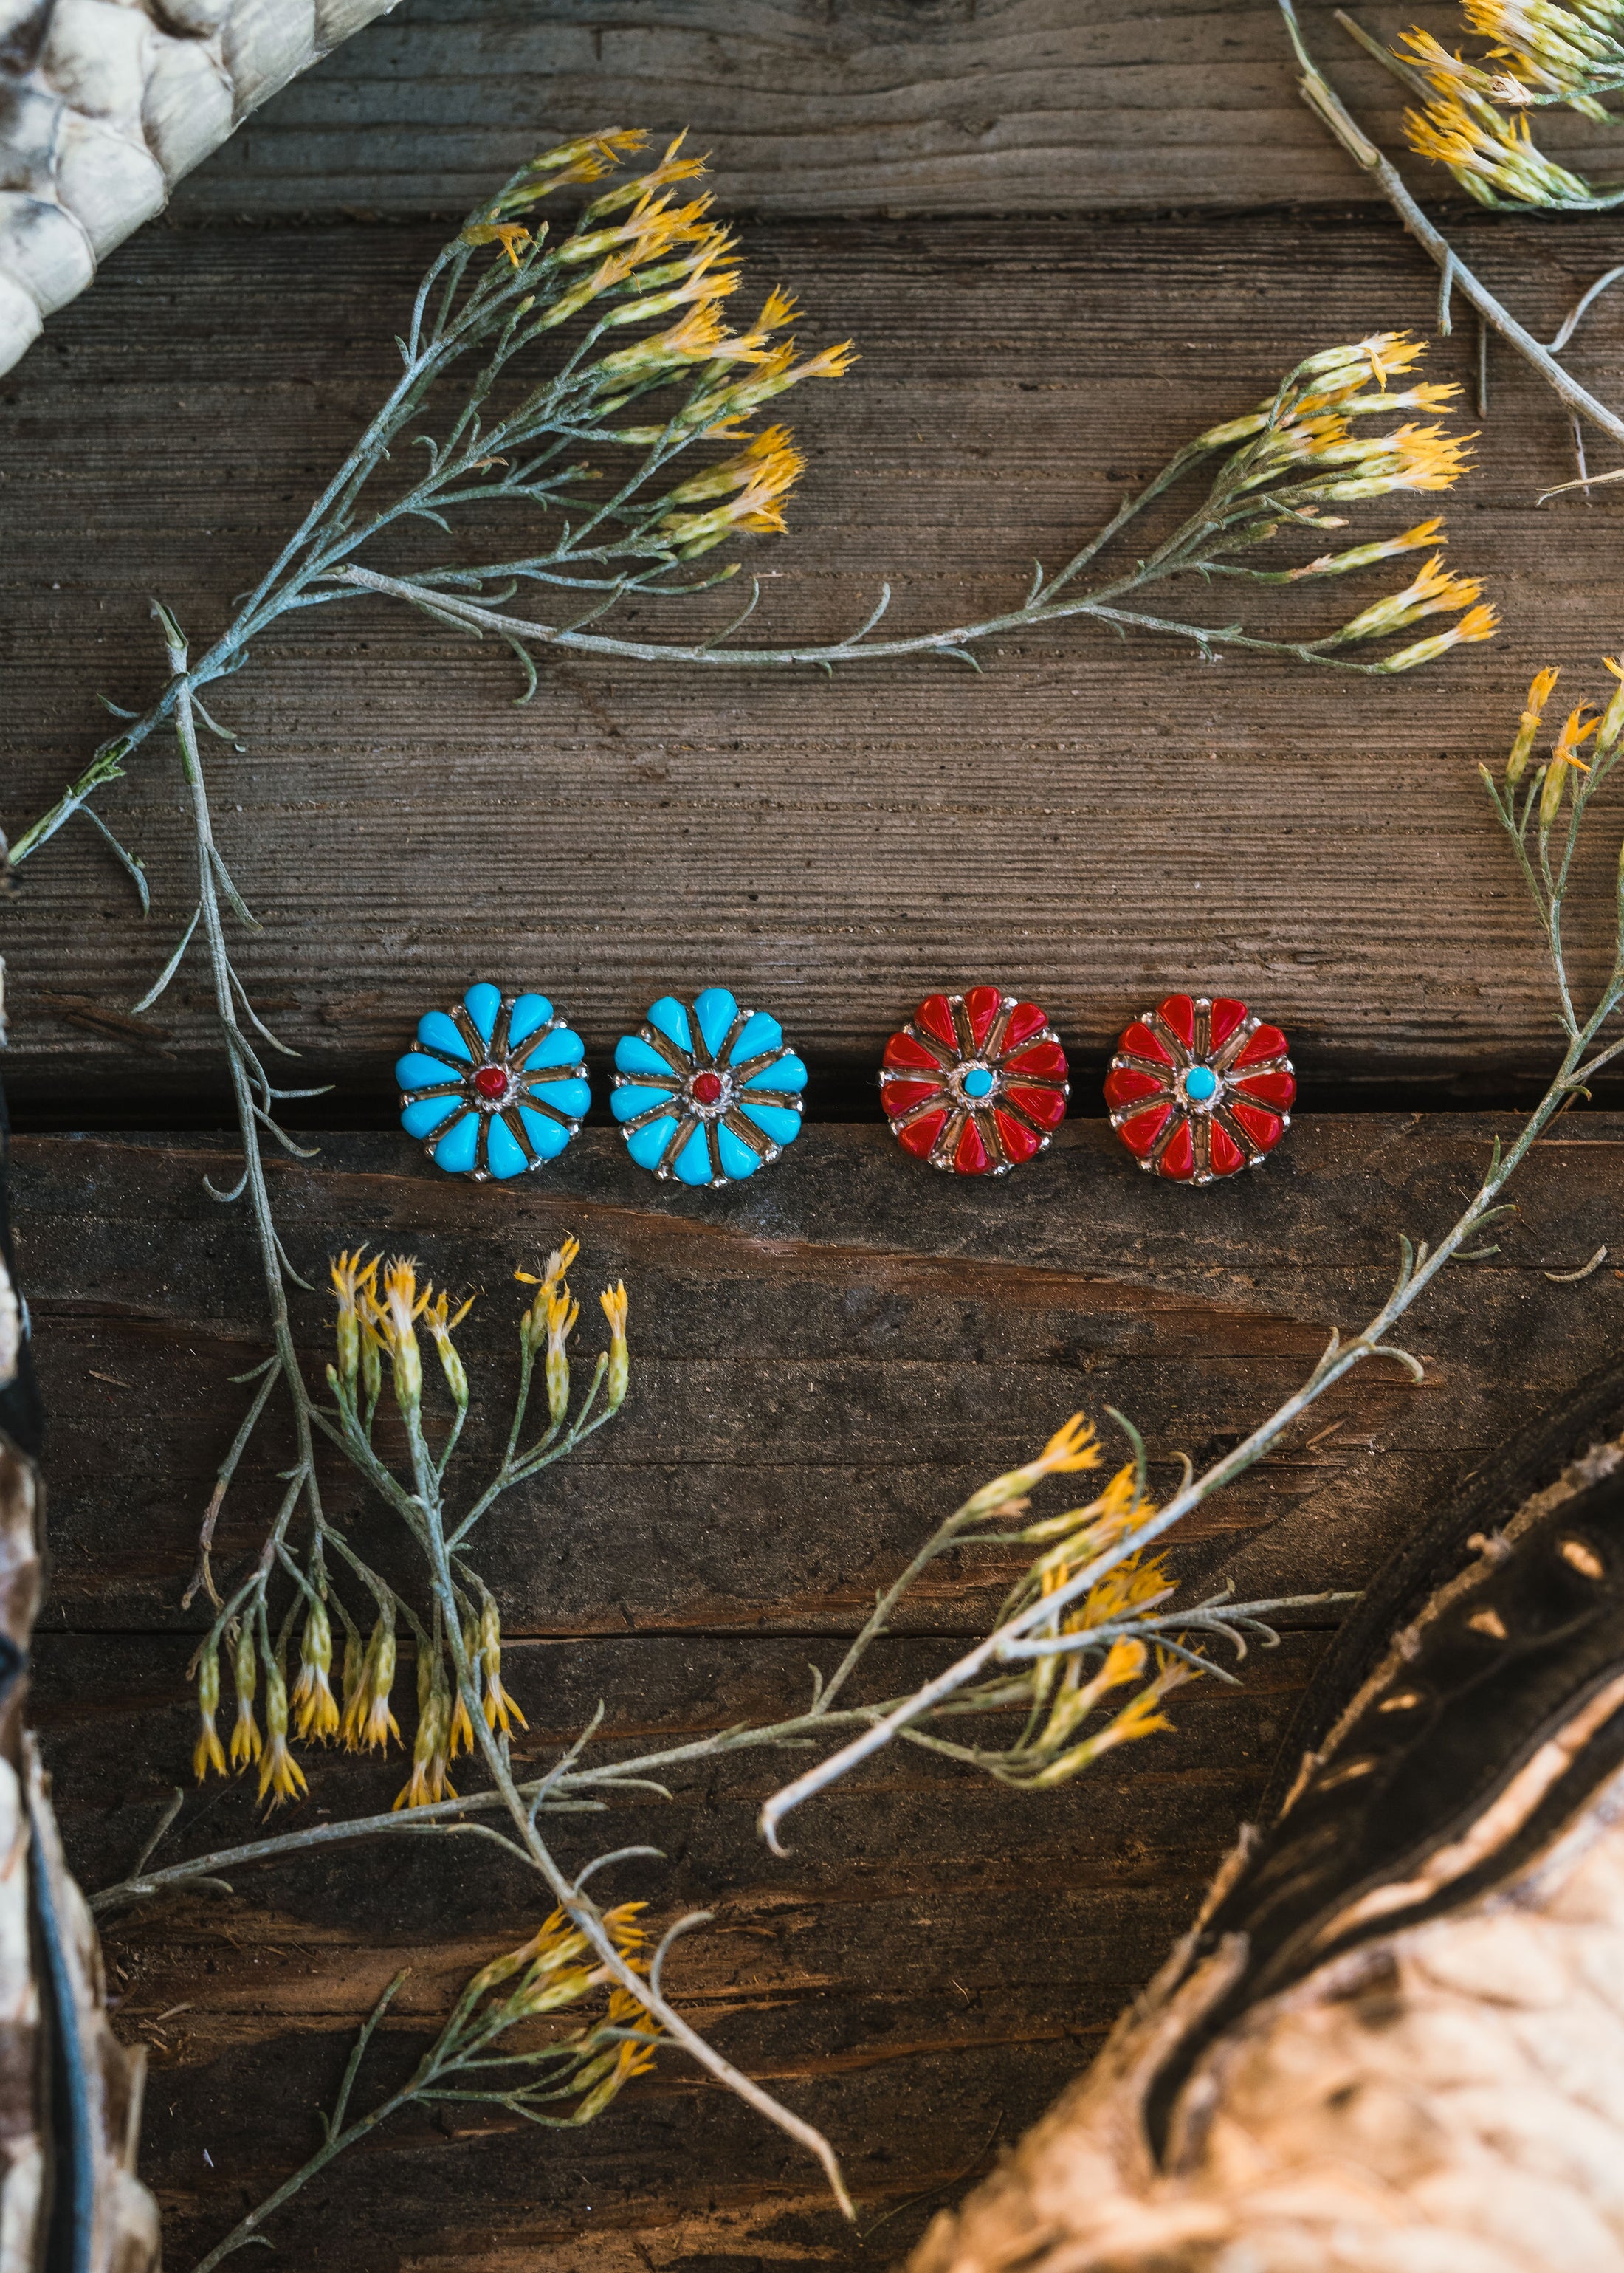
[165,0,1624,221]
[8,212,1624,1117]
[19,1118,1624,2264]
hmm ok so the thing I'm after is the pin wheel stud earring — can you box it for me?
[396,983,591,1180]
[611,986,806,1186]
[881,987,1068,1175]
[1105,994,1294,1183]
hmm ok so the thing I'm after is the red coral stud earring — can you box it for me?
[1106,994,1294,1183]
[881,987,1069,1175]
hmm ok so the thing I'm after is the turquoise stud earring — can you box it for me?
[396,983,591,1180]
[610,987,806,1186]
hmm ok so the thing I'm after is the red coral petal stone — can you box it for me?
[1116,1102,1171,1157]
[1230,1100,1284,1152]
[1209,997,1249,1050]
[1003,1039,1067,1078]
[1157,1119,1197,1180]
[1158,995,1197,1050]
[1208,1123,1246,1177]
[1002,1002,1050,1050]
[881,1079,943,1118]
[993,1109,1042,1163]
[954,1115,990,1175]
[964,986,1002,1048]
[915,994,958,1049]
[897,1108,948,1160]
[1232,1068,1296,1112]
[1005,1083,1066,1128]
[1233,1023,1290,1069]
[472,1065,509,1101]
[884,1031,940,1073]
[1118,1020,1173,1066]
[1105,1066,1167,1111]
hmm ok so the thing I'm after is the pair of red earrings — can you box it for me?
[879,988,1296,1186]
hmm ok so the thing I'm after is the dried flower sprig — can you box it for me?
[190,1906,663,2272]
[7,131,1501,897]
[757,660,1624,1849]
[100,1413,1338,1930]
[1279,1,1624,469]
[326,325,1496,682]
[171,1226,859,2229]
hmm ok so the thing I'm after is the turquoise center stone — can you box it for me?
[963,1067,995,1099]
[1183,1065,1219,1103]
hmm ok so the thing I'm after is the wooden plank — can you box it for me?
[21,1116,1624,2266]
[21,1116,1624,1637]
[165,0,1624,220]
[7,213,1624,1113]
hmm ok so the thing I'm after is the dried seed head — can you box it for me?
[230,1623,262,1770]
[292,1598,340,1743]
[600,1282,630,1410]
[193,1643,227,1781]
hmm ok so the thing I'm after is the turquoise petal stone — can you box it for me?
[417,1009,472,1063]
[485,1115,529,1179]
[528,1076,591,1118]
[616,1034,675,1077]
[647,997,693,1053]
[517,1107,568,1160]
[522,1025,583,1069]
[673,1125,713,1185]
[402,1095,460,1141]
[612,1084,676,1122]
[507,992,554,1047]
[433,1111,479,1174]
[738,1100,802,1146]
[744,1053,806,1093]
[464,983,501,1044]
[729,1010,782,1065]
[626,1114,678,1170]
[716,1123,763,1179]
[695,987,738,1056]
[396,1052,461,1092]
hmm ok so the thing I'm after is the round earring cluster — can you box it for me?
[396,981,1295,1189]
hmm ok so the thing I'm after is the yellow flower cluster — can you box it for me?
[515,1238,631,1422]
[192,1239,635,1810]
[395,1645,458,1811]
[1191,334,1498,668]
[328,1252,475,1419]
[459,1902,661,2118]
[1402,2,1624,120]
[1014,1530,1201,1791]
[1405,85,1594,204]
[454,131,856,558]
[1395,4,1624,201]
[1499,658,1624,830]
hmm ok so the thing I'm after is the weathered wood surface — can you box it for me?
[163,0,1624,221]
[18,1118,1624,2266]
[9,211,1624,1117]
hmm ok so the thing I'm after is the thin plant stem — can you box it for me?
[326,563,1445,678]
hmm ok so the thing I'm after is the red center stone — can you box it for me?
[472,1065,509,1102]
[691,1070,725,1107]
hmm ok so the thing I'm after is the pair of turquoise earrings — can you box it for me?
[396,983,806,1189]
